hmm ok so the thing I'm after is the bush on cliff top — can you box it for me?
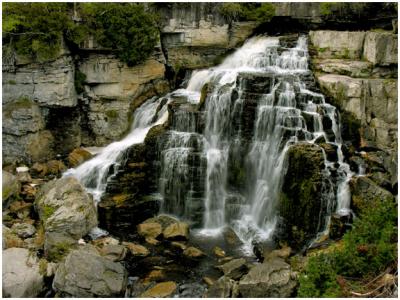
[298,197,397,297]
[218,3,275,23]
[2,3,158,66]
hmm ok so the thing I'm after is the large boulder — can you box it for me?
[238,258,297,297]
[2,170,20,205]
[53,245,127,297]
[275,143,327,249]
[35,177,97,260]
[2,248,45,297]
[349,176,394,214]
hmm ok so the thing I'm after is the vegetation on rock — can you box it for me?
[218,3,275,23]
[298,197,397,297]
[2,3,159,66]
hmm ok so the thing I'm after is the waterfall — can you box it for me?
[66,35,353,253]
[64,96,170,202]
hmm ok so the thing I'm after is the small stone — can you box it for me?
[140,281,177,298]
[265,246,292,261]
[16,166,29,173]
[137,222,162,239]
[143,270,164,283]
[163,222,189,240]
[46,160,67,175]
[16,172,32,183]
[31,163,48,177]
[213,246,226,257]
[218,256,234,263]
[68,148,93,168]
[78,238,86,245]
[100,244,127,261]
[145,237,161,245]
[183,246,205,258]
[216,258,248,280]
[11,222,36,238]
[124,242,150,257]
[170,241,187,250]
[92,236,120,247]
[203,276,214,286]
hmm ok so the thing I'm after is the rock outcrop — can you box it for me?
[35,177,97,260]
[238,257,297,298]
[310,30,397,151]
[2,170,20,205]
[53,245,127,297]
[310,30,397,193]
[276,143,328,249]
[2,248,45,297]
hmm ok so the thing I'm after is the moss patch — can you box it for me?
[42,205,56,222]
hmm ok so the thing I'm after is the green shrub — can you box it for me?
[78,3,159,66]
[219,3,244,22]
[218,3,275,23]
[298,197,397,297]
[2,3,73,62]
[2,3,159,66]
[298,254,341,297]
[74,70,86,94]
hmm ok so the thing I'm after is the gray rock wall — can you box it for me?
[310,30,398,151]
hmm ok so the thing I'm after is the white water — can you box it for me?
[186,36,352,252]
[64,96,169,202]
[66,35,353,254]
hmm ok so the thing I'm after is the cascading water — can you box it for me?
[66,34,353,254]
[158,35,353,253]
[64,96,170,202]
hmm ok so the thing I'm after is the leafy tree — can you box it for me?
[219,3,275,23]
[3,3,74,61]
[2,3,159,66]
[79,3,159,66]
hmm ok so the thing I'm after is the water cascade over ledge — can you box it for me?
[66,35,353,253]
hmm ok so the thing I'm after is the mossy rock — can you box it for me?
[275,143,327,250]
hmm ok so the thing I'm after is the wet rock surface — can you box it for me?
[276,143,327,249]
[53,245,127,297]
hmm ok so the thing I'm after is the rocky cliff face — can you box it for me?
[310,30,397,184]
[2,5,257,165]
[155,3,258,71]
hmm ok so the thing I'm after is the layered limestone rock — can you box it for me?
[157,3,257,70]
[79,49,169,145]
[310,30,397,188]
[2,42,170,163]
